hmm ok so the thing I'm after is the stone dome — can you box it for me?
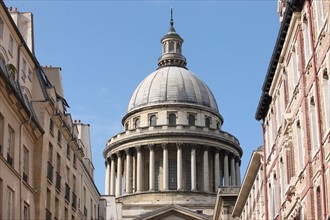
[127,66,219,113]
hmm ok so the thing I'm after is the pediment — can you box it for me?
[134,204,209,220]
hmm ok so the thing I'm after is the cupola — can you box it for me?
[158,9,187,68]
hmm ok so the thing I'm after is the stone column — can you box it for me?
[125,149,132,194]
[132,153,136,193]
[230,155,236,186]
[116,152,122,196]
[191,146,197,191]
[224,152,229,186]
[177,143,183,190]
[236,158,241,186]
[214,150,220,189]
[136,146,142,192]
[149,144,155,191]
[162,144,168,191]
[203,147,209,192]
[110,155,116,195]
[105,159,110,195]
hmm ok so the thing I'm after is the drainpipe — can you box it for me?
[262,124,269,220]
[306,1,327,219]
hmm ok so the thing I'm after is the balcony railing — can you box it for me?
[47,161,54,183]
[72,192,77,210]
[7,153,13,167]
[55,172,61,192]
[45,208,52,220]
[23,172,28,183]
[84,206,87,217]
[65,183,70,202]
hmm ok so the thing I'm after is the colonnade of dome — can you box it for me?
[105,143,241,196]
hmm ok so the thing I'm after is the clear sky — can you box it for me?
[6,0,280,194]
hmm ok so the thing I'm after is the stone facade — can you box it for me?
[0,2,99,219]
[249,0,330,219]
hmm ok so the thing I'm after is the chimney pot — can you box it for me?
[14,7,17,12]
[9,6,12,11]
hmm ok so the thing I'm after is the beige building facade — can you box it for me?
[0,1,99,219]
[102,15,243,220]
[233,0,330,219]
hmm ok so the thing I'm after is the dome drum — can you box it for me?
[105,142,241,198]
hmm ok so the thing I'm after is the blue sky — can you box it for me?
[6,0,279,194]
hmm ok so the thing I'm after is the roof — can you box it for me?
[127,66,219,113]
[255,0,305,121]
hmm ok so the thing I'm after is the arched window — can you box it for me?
[205,117,210,128]
[125,122,129,130]
[168,113,176,125]
[177,43,181,54]
[134,118,140,129]
[188,114,195,126]
[150,115,157,126]
[216,122,220,130]
[169,41,174,52]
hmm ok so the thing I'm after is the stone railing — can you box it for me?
[107,124,239,146]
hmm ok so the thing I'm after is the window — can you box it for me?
[21,59,26,81]
[315,0,324,32]
[150,115,157,126]
[66,144,71,159]
[303,17,312,64]
[8,35,13,55]
[23,146,29,183]
[188,114,195,126]
[292,46,300,87]
[49,119,54,135]
[66,166,70,184]
[168,113,176,125]
[48,143,53,163]
[296,118,304,171]
[73,174,76,193]
[0,113,4,155]
[276,92,282,129]
[55,197,59,220]
[205,117,210,128]
[309,96,319,154]
[73,154,77,167]
[28,68,32,81]
[323,71,330,131]
[7,188,14,220]
[57,130,61,146]
[169,41,174,52]
[56,153,61,174]
[7,126,14,166]
[280,156,286,202]
[177,43,181,54]
[168,159,177,190]
[23,203,29,220]
[0,17,4,40]
[125,122,129,130]
[316,186,322,219]
[134,118,140,128]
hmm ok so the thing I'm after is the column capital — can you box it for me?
[116,151,123,158]
[136,145,142,152]
[110,154,116,160]
[176,143,183,149]
[162,143,168,150]
[148,144,155,150]
[125,148,132,156]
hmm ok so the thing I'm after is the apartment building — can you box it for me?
[0,1,99,219]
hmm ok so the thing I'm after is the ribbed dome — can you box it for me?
[127,66,219,112]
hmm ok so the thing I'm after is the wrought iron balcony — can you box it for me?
[55,172,61,192]
[65,183,70,202]
[47,161,54,183]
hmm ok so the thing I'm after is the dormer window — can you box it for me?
[168,113,176,125]
[150,115,157,126]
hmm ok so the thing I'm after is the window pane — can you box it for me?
[188,115,195,126]
[169,113,176,125]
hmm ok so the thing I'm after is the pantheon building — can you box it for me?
[102,15,243,220]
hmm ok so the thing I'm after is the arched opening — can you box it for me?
[134,118,140,129]
[205,118,210,128]
[150,115,157,126]
[168,113,176,125]
[188,114,195,126]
